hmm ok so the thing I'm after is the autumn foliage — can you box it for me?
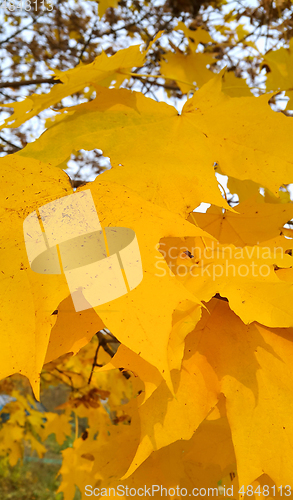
[2,1,293,498]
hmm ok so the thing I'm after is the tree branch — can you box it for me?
[0,134,21,151]
[130,75,180,92]
[0,77,61,89]
[0,13,43,46]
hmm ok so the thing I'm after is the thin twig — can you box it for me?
[88,342,101,385]
[79,22,98,62]
[0,13,42,46]
[0,77,61,89]
[0,134,21,151]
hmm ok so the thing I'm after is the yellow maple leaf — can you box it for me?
[84,180,207,389]
[57,440,99,500]
[160,51,215,93]
[0,153,209,394]
[221,70,252,97]
[39,413,72,445]
[17,81,231,216]
[189,195,293,246]
[25,432,47,458]
[123,349,219,477]
[263,39,293,109]
[57,387,235,496]
[97,343,163,403]
[18,74,293,218]
[0,43,149,131]
[44,294,104,363]
[227,175,261,202]
[0,424,23,466]
[191,299,293,488]
[160,235,293,327]
[175,22,214,52]
[124,414,235,495]
[0,155,71,397]
[167,298,201,371]
[98,0,119,18]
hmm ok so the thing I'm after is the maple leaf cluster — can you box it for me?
[1,13,293,500]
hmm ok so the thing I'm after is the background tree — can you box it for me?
[1,0,293,176]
